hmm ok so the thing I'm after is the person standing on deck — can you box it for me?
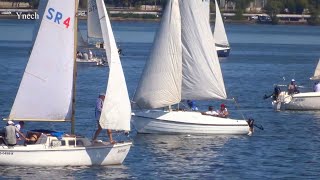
[4,121,27,147]
[92,93,115,144]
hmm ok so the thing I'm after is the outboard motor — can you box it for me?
[246,118,255,136]
[272,85,281,100]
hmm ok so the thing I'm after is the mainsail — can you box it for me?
[202,0,210,22]
[97,0,131,131]
[310,59,320,80]
[133,0,227,109]
[180,0,226,100]
[9,0,75,121]
[133,0,182,109]
[88,0,102,39]
[213,0,229,47]
[31,0,48,45]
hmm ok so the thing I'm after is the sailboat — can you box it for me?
[75,0,107,66]
[131,0,252,135]
[213,0,231,57]
[0,0,132,166]
[272,59,320,111]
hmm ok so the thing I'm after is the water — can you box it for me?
[1,19,320,179]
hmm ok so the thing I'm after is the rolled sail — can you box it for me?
[180,0,227,100]
[87,0,102,39]
[133,0,182,109]
[9,0,75,121]
[97,0,131,131]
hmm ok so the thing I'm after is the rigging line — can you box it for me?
[232,97,246,120]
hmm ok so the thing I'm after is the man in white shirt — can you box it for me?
[201,106,219,116]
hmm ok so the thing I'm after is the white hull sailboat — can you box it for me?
[273,59,320,111]
[213,0,230,57]
[273,92,320,111]
[131,0,252,135]
[132,111,249,134]
[0,0,132,166]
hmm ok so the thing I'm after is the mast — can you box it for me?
[71,0,79,134]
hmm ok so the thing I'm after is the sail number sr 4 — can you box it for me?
[46,8,71,28]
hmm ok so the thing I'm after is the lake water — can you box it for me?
[0,19,320,179]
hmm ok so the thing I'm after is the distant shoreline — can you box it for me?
[0,14,310,25]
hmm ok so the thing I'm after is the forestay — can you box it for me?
[87,0,102,39]
[180,0,227,100]
[9,0,75,121]
[213,0,229,47]
[310,59,320,80]
[97,0,131,131]
[133,0,182,109]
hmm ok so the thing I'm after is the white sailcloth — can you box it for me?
[9,0,75,121]
[202,0,210,22]
[32,0,48,44]
[180,0,227,100]
[310,59,320,80]
[213,0,229,47]
[96,0,131,131]
[87,0,102,39]
[133,0,182,109]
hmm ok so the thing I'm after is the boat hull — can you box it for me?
[132,111,250,135]
[216,46,230,57]
[0,142,132,166]
[273,92,320,111]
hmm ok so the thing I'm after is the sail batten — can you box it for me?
[97,0,131,131]
[88,0,103,39]
[9,0,75,121]
[133,0,182,109]
[180,0,227,100]
[213,0,229,47]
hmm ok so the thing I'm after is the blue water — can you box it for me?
[1,19,320,179]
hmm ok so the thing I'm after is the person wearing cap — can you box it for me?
[92,93,115,144]
[216,104,229,118]
[4,121,28,146]
[288,79,299,95]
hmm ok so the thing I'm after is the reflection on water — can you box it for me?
[1,20,320,179]
[0,165,130,179]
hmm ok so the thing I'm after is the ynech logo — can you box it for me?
[16,12,39,20]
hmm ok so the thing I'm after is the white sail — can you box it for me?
[213,0,229,47]
[96,0,131,131]
[202,0,210,22]
[180,0,227,100]
[310,59,320,80]
[87,0,102,39]
[9,0,75,121]
[32,0,48,44]
[133,0,182,109]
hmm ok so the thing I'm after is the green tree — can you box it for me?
[265,0,284,24]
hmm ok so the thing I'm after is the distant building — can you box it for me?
[247,0,268,13]
[218,0,267,12]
